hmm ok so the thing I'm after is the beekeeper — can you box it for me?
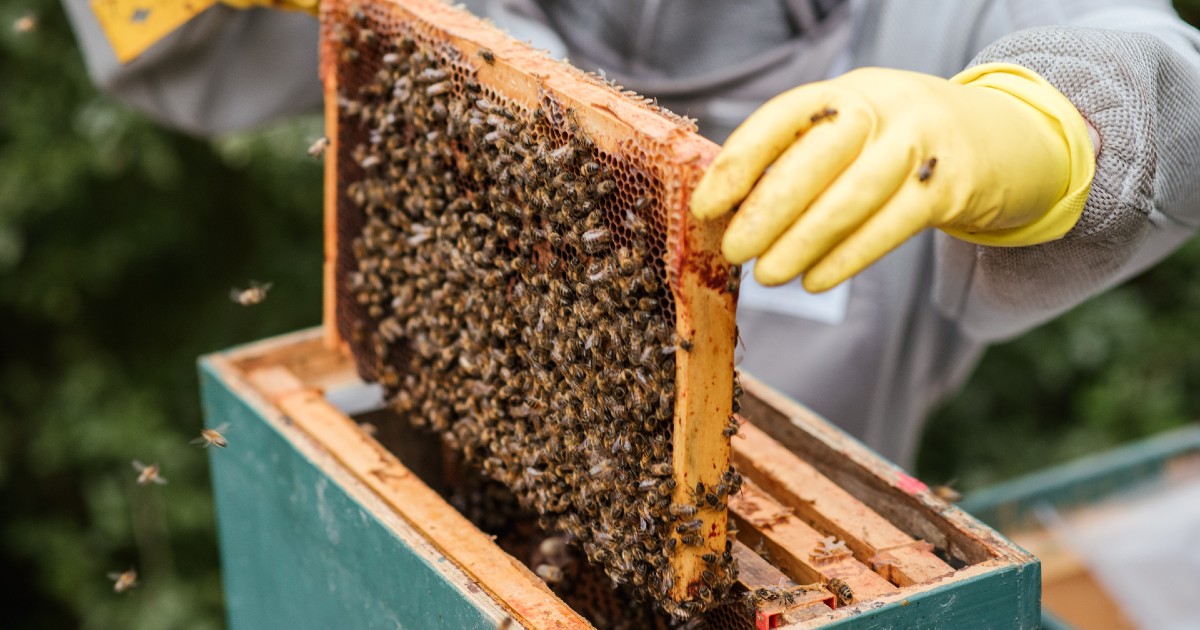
[63,0,1200,465]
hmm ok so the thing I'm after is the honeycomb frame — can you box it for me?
[318,0,737,612]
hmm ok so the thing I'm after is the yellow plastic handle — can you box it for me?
[91,0,220,63]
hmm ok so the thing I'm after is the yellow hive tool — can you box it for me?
[91,0,316,64]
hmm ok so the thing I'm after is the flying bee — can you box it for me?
[107,568,138,594]
[307,136,330,158]
[191,422,230,448]
[131,460,167,486]
[477,48,495,64]
[230,281,272,306]
[931,480,963,502]
[13,14,37,33]
[828,577,854,606]
[918,157,938,182]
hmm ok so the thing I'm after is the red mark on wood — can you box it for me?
[895,473,927,494]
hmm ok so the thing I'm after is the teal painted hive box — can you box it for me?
[963,426,1200,630]
[200,329,1041,629]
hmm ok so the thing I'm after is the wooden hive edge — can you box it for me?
[215,332,1040,627]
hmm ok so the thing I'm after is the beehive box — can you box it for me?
[963,426,1200,630]
[200,329,1040,629]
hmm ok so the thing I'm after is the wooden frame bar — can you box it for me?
[732,422,954,587]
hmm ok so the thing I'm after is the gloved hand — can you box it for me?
[690,64,1096,292]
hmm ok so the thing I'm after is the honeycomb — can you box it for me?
[322,0,739,617]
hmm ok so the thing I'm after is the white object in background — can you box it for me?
[736,260,851,325]
[1036,478,1200,630]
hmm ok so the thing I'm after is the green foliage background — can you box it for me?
[1,1,1198,626]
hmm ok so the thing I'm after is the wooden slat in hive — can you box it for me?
[318,0,736,611]
[732,421,955,587]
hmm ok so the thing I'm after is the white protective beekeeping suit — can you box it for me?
[62,0,1200,465]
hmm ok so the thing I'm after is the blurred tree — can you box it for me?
[0,1,323,627]
[1,0,1199,627]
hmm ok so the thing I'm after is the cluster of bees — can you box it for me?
[331,9,738,617]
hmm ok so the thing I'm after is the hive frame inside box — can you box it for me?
[202,329,1041,629]
[319,0,736,602]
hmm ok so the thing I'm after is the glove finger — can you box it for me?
[754,137,910,286]
[690,84,839,220]
[721,107,871,264]
[802,182,936,292]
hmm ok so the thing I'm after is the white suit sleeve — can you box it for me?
[935,3,1200,341]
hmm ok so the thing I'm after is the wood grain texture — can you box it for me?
[729,480,898,606]
[735,371,1032,568]
[240,364,588,629]
[733,422,953,587]
[200,355,524,629]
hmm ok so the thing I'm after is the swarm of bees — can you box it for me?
[330,8,739,617]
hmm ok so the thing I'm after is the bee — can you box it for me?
[538,536,569,560]
[722,414,742,439]
[932,481,963,502]
[700,552,718,566]
[191,422,230,448]
[495,618,513,630]
[131,460,167,486]
[754,588,779,602]
[679,534,703,546]
[648,462,672,477]
[828,577,854,606]
[13,14,37,34]
[306,136,330,158]
[230,281,272,306]
[477,48,495,65]
[535,563,563,585]
[918,157,937,183]
[668,503,697,518]
[809,107,838,123]
[107,568,138,594]
[675,518,702,534]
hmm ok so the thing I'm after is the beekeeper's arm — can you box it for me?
[693,1,1200,341]
[61,0,322,135]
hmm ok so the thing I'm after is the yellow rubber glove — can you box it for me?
[690,64,1096,292]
